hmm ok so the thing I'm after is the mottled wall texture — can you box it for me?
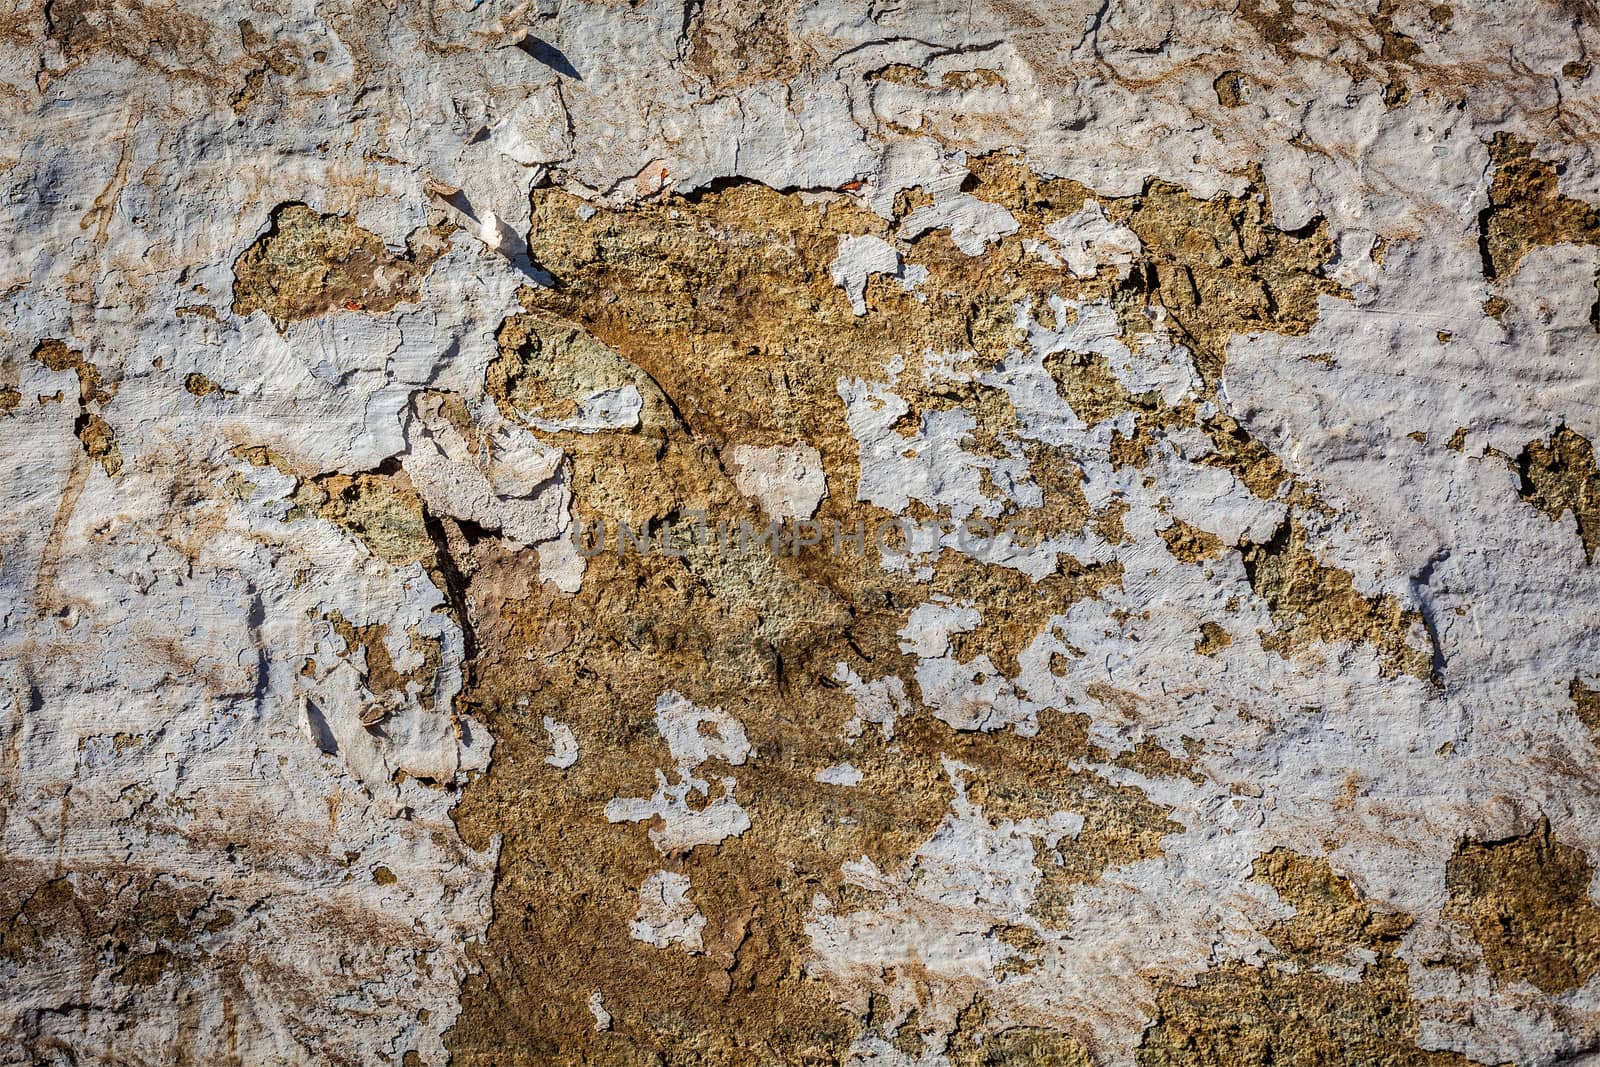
[2,0,1599,1064]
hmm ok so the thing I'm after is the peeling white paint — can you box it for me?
[816,762,864,786]
[834,664,910,742]
[654,690,752,771]
[630,871,706,953]
[606,693,754,853]
[729,443,829,521]
[899,194,1020,255]
[544,716,580,769]
[1044,200,1143,279]
[830,235,902,316]
[521,384,644,434]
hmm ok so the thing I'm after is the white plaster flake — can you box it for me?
[544,716,580,769]
[817,762,864,786]
[729,443,830,520]
[835,664,911,742]
[1044,200,1143,279]
[522,384,644,434]
[830,234,902,316]
[899,194,1020,256]
[630,871,706,953]
[588,990,613,1032]
[605,692,754,853]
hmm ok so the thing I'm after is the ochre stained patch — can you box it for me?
[0,870,238,995]
[948,997,1095,1065]
[1444,820,1600,995]
[184,371,229,397]
[1194,621,1232,656]
[1241,517,1433,678]
[31,339,109,404]
[1214,70,1246,107]
[683,0,811,89]
[1516,425,1600,562]
[319,609,442,703]
[446,166,1350,1062]
[301,464,436,569]
[1112,176,1341,388]
[1236,0,1309,59]
[1250,848,1409,967]
[1041,345,1156,428]
[1137,850,1477,1066]
[948,155,1342,386]
[1160,517,1226,563]
[1197,411,1292,500]
[231,203,452,327]
[1573,677,1600,733]
[75,413,122,476]
[32,339,121,475]
[1480,133,1600,280]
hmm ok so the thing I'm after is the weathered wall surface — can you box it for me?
[1,1,1598,1064]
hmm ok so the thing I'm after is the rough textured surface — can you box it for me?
[1444,822,1600,997]
[232,203,453,327]
[3,0,1600,1064]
